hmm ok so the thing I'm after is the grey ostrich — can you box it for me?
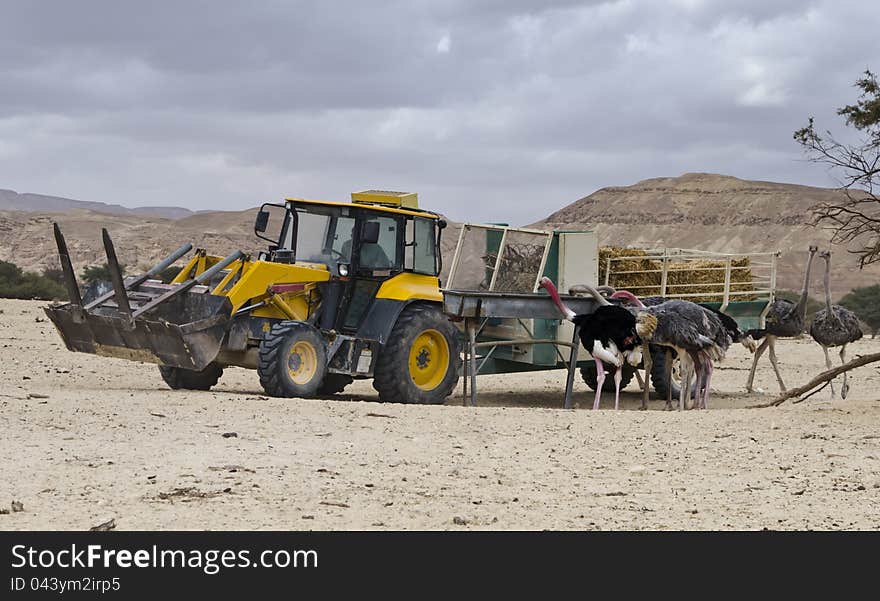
[746,246,818,393]
[607,290,730,410]
[809,251,863,398]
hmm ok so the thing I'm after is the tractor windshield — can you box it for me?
[285,204,356,266]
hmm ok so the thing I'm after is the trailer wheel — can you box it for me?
[373,304,461,404]
[580,363,635,392]
[158,363,224,391]
[650,347,695,400]
[319,374,353,395]
[258,321,327,398]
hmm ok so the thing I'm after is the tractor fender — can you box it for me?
[356,299,441,346]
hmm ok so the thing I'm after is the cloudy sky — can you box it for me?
[1,0,878,224]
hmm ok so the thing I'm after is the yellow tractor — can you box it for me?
[45,191,461,404]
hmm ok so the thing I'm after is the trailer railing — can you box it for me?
[602,247,779,313]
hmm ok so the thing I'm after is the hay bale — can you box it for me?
[600,247,756,302]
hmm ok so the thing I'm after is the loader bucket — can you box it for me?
[44,292,232,371]
[44,223,242,371]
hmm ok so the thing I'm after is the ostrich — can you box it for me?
[746,246,818,393]
[539,277,657,410]
[809,250,863,398]
[610,290,730,410]
[700,304,757,353]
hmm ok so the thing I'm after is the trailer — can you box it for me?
[442,224,778,407]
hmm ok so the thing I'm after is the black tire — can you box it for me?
[373,304,461,404]
[158,363,223,391]
[650,347,695,400]
[580,363,635,392]
[319,373,353,395]
[258,321,328,398]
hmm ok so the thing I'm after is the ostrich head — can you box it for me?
[610,290,646,308]
[634,312,658,340]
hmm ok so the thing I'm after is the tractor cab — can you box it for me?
[255,191,444,279]
[253,190,447,337]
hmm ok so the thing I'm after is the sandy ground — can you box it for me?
[1,298,879,530]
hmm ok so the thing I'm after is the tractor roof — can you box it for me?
[285,196,442,219]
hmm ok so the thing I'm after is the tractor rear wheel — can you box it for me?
[258,321,328,398]
[158,363,224,391]
[373,304,461,404]
[580,363,635,392]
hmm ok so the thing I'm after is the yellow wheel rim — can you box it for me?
[408,329,450,391]
[287,340,318,385]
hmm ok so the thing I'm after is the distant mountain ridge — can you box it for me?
[531,172,879,294]
[0,188,195,220]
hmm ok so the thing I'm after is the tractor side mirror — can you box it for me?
[254,210,270,233]
[361,221,380,244]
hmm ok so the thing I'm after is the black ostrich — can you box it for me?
[809,250,863,398]
[539,277,657,410]
[746,246,818,393]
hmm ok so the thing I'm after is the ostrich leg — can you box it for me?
[592,357,606,410]
[679,353,694,411]
[746,337,770,392]
[613,366,623,410]
[767,336,786,392]
[840,345,849,399]
[687,351,704,410]
[822,345,835,398]
[700,352,714,409]
[641,343,652,410]
[664,349,674,410]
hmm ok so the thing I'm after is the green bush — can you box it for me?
[0,260,67,300]
[82,263,125,285]
[839,285,880,337]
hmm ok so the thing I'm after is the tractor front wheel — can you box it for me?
[158,363,224,391]
[373,304,461,404]
[258,321,328,398]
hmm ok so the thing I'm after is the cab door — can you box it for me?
[339,213,404,332]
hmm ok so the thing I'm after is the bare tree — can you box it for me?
[795,70,880,268]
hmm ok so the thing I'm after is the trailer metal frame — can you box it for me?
[442,289,598,408]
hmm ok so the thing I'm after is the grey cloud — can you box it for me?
[0,0,878,225]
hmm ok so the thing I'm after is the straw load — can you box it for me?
[598,247,756,302]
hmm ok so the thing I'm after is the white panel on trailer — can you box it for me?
[554,231,598,357]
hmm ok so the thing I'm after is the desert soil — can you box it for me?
[1,298,879,530]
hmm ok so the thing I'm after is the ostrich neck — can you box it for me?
[823,257,833,312]
[795,250,816,319]
[541,279,577,320]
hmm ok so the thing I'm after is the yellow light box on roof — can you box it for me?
[351,190,419,209]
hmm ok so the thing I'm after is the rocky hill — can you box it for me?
[0,209,260,276]
[1,173,877,297]
[532,172,880,294]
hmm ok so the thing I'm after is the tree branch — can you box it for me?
[749,351,880,407]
